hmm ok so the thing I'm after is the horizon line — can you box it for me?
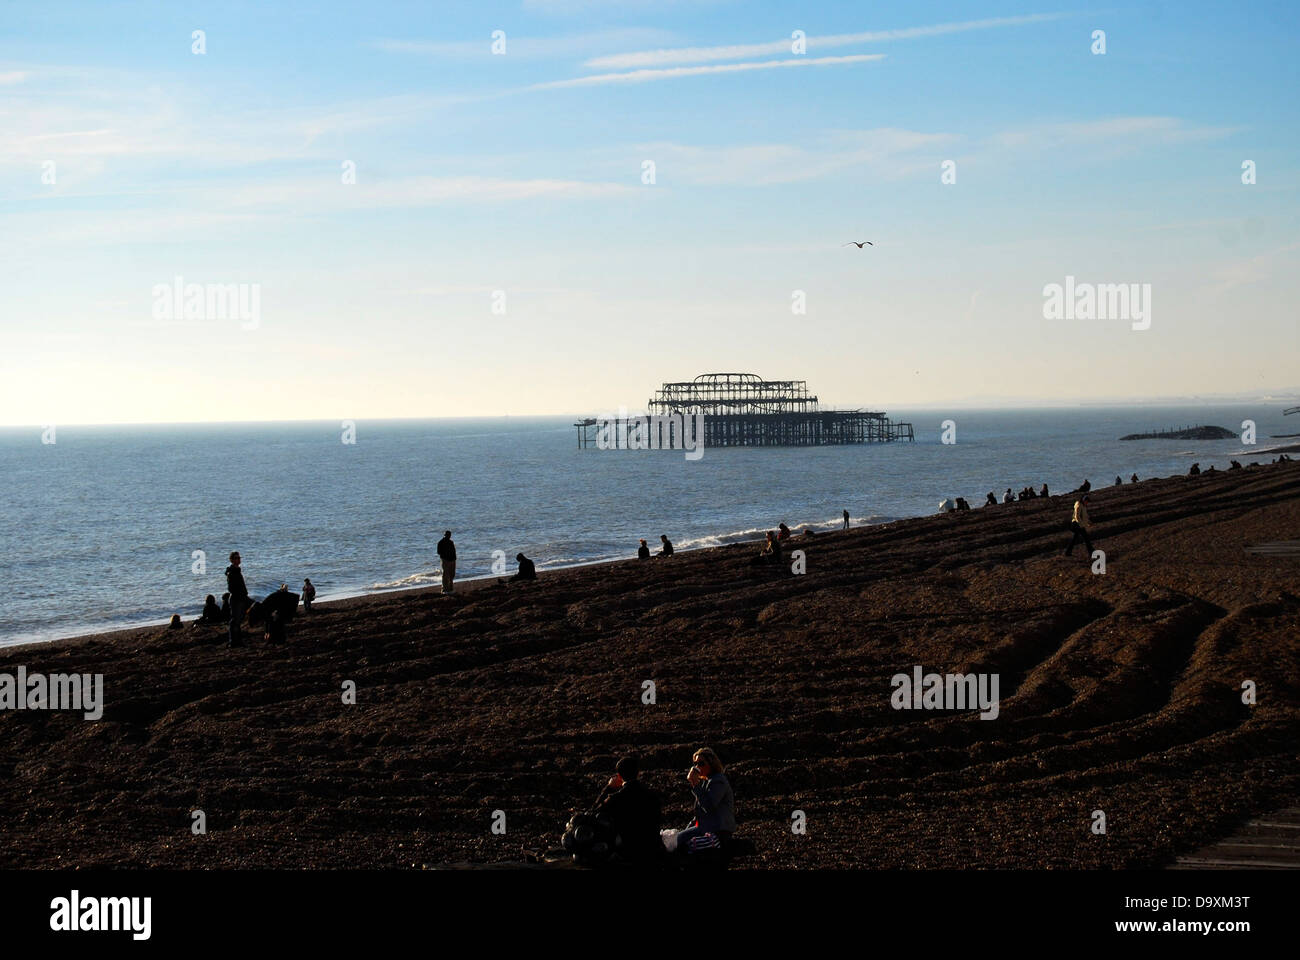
[6,395,1298,430]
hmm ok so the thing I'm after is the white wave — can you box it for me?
[368,571,440,590]
[364,516,902,592]
[677,514,896,550]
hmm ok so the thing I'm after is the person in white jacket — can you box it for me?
[1064,494,1094,557]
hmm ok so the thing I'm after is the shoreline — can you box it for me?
[8,433,1295,651]
[5,522,904,654]
[2,514,903,652]
[9,449,1296,653]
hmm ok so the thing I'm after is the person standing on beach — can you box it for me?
[437,530,456,594]
[842,509,850,529]
[1063,495,1094,558]
[659,535,674,557]
[301,578,316,613]
[225,551,249,647]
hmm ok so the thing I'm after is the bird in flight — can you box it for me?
[843,241,873,248]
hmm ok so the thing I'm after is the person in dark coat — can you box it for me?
[437,531,456,594]
[250,586,299,642]
[513,553,536,581]
[659,535,674,557]
[226,552,250,647]
[219,592,231,623]
[197,594,222,624]
[593,756,662,863]
[637,539,650,560]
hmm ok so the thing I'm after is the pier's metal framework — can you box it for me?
[576,372,914,448]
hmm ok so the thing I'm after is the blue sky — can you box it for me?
[2,0,1297,423]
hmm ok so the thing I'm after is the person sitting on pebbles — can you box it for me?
[512,553,536,581]
[196,594,222,625]
[751,531,782,565]
[671,747,736,855]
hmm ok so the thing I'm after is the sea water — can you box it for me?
[0,403,1289,646]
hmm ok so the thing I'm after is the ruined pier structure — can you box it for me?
[576,373,914,449]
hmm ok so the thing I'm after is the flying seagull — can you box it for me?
[843,241,873,248]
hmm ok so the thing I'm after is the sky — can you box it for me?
[1,0,1297,424]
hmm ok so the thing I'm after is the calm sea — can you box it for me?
[0,404,1290,646]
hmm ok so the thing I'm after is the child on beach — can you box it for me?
[302,578,316,613]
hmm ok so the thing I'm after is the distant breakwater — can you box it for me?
[1120,425,1236,441]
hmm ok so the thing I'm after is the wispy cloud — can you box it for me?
[624,128,955,185]
[0,70,29,84]
[1202,242,1300,296]
[0,81,467,176]
[524,0,724,13]
[532,54,883,90]
[369,28,676,60]
[224,175,632,209]
[993,116,1236,149]
[584,14,1067,69]
[2,174,634,251]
